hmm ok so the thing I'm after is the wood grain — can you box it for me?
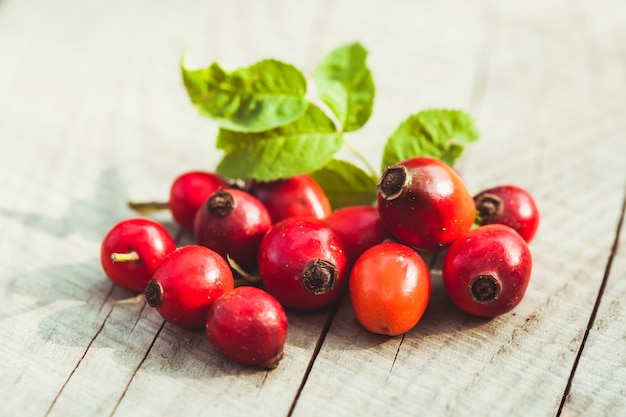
[561,197,626,417]
[1,0,625,416]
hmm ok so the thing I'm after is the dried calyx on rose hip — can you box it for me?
[206,286,288,369]
[128,170,229,230]
[100,217,176,292]
[377,157,476,251]
[441,224,532,317]
[247,174,332,224]
[194,188,272,273]
[473,184,539,243]
[145,245,235,329]
[258,217,350,311]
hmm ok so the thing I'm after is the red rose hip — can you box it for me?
[168,171,230,229]
[194,188,272,272]
[128,170,229,230]
[442,224,532,317]
[377,157,476,251]
[100,217,176,292]
[474,184,539,243]
[248,174,332,223]
[258,217,349,311]
[326,205,391,263]
[206,286,288,369]
[145,245,235,329]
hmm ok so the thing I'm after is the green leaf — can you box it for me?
[182,57,308,132]
[310,159,378,209]
[215,103,342,181]
[313,42,375,132]
[381,109,479,169]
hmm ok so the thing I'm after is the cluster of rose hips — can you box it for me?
[100,156,539,369]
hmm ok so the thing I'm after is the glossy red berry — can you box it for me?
[349,242,431,336]
[100,217,176,292]
[206,286,288,369]
[326,205,391,263]
[168,171,229,229]
[377,157,476,251]
[442,224,532,317]
[474,184,539,243]
[145,245,234,329]
[194,188,272,273]
[258,217,349,311]
[248,174,332,223]
[128,171,229,230]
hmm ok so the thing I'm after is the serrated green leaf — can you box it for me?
[381,109,479,169]
[215,104,342,181]
[182,57,308,132]
[313,42,375,132]
[310,159,378,209]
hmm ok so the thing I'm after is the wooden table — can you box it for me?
[1,0,625,416]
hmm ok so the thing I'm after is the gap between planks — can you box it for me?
[43,1,370,413]
[554,182,626,416]
[43,225,178,417]
[286,296,342,417]
[286,249,444,415]
[43,285,117,417]
[108,321,166,417]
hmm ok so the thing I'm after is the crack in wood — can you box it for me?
[286,296,341,417]
[108,320,166,417]
[129,300,148,335]
[387,251,442,380]
[96,284,116,317]
[44,302,115,417]
[387,334,406,380]
[108,225,182,416]
[554,184,626,416]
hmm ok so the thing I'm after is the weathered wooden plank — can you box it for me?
[556,2,626,413]
[0,0,193,413]
[2,0,626,416]
[0,0,351,416]
[559,195,626,416]
[291,0,626,416]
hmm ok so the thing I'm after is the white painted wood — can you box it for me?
[1,0,625,416]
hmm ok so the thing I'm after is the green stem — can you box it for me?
[227,255,262,285]
[342,136,378,178]
[111,251,140,263]
[127,201,170,214]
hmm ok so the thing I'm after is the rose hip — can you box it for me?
[100,217,176,292]
[248,174,332,223]
[194,188,272,273]
[168,171,230,229]
[258,217,349,311]
[474,184,539,243]
[442,224,532,317]
[326,205,391,262]
[128,170,229,230]
[206,286,288,369]
[145,245,234,329]
[377,157,476,251]
[349,242,431,336]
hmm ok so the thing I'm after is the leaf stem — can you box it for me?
[342,136,378,179]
